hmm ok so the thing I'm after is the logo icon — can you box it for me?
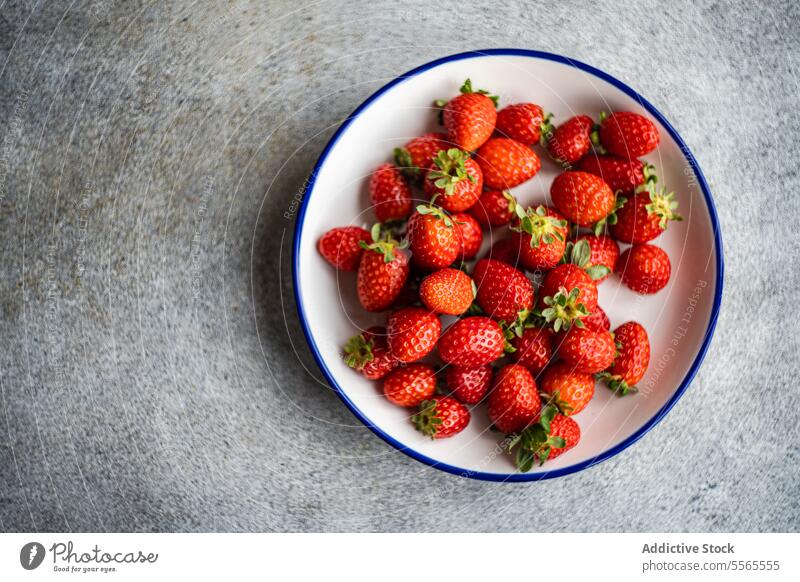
[20,542,45,570]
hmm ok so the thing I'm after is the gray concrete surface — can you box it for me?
[0,0,798,532]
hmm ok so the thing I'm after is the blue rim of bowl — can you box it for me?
[292,48,724,482]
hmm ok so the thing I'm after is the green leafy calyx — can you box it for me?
[459,78,499,107]
[343,333,374,370]
[541,287,590,332]
[596,371,639,397]
[427,149,476,197]
[508,405,567,472]
[412,399,443,438]
[511,205,566,248]
[359,223,408,262]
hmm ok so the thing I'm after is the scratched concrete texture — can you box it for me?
[0,0,798,532]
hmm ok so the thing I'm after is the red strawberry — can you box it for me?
[412,396,470,439]
[475,138,541,189]
[610,188,682,244]
[469,189,517,226]
[617,244,671,294]
[383,364,437,407]
[488,364,541,434]
[369,163,413,222]
[357,226,410,312]
[438,316,505,367]
[539,264,598,331]
[419,268,475,315]
[423,149,483,212]
[441,79,497,151]
[599,111,660,159]
[445,365,493,404]
[558,327,616,374]
[473,259,534,322]
[600,321,650,395]
[511,327,553,375]
[510,205,568,271]
[582,305,610,333]
[452,212,483,260]
[481,238,521,267]
[394,132,449,176]
[574,234,619,283]
[407,203,461,270]
[318,226,371,271]
[551,171,618,229]
[510,405,580,470]
[578,155,647,196]
[343,326,398,380]
[495,102,546,145]
[540,361,595,416]
[386,307,441,363]
[544,115,594,166]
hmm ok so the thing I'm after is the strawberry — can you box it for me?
[488,364,541,434]
[394,132,449,176]
[423,149,483,212]
[481,238,521,267]
[407,202,461,270]
[475,137,541,189]
[419,268,475,315]
[343,326,398,380]
[438,316,505,367]
[598,111,660,159]
[445,365,493,404]
[386,306,441,363]
[540,361,595,416]
[539,263,599,331]
[472,259,534,323]
[509,405,580,470]
[510,205,568,271]
[578,155,648,196]
[318,226,371,271]
[357,225,410,312]
[582,305,610,333]
[452,212,483,260]
[383,364,437,407]
[558,326,616,374]
[441,78,498,152]
[616,244,671,294]
[495,102,546,145]
[511,327,553,375]
[369,163,413,222]
[599,321,650,395]
[550,171,620,231]
[610,187,682,244]
[469,189,517,227]
[574,234,619,283]
[412,396,470,439]
[543,115,594,166]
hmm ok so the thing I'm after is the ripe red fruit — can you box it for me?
[445,365,493,404]
[511,327,553,375]
[481,238,521,267]
[412,396,470,439]
[423,148,483,212]
[369,163,413,222]
[510,205,568,271]
[438,316,505,367]
[540,361,595,416]
[419,268,475,315]
[475,138,541,190]
[357,227,410,312]
[578,155,647,196]
[318,226,371,271]
[582,305,610,333]
[407,203,461,271]
[539,263,599,331]
[394,132,449,176]
[617,244,671,294]
[544,115,594,166]
[559,327,616,374]
[488,364,541,434]
[600,321,650,395]
[383,364,437,407]
[452,212,483,260]
[551,171,617,229]
[386,307,441,363]
[473,259,534,322]
[610,189,682,244]
[495,102,546,145]
[442,79,497,152]
[599,111,660,159]
[469,189,517,226]
[343,326,398,380]
[574,234,620,283]
[509,405,580,470]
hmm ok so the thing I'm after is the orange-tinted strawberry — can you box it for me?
[558,327,616,374]
[598,111,659,159]
[394,132,449,176]
[510,205,568,271]
[539,263,598,331]
[582,305,610,333]
[488,364,541,434]
[511,327,553,375]
[452,212,483,260]
[369,163,413,222]
[610,188,682,244]
[617,244,671,294]
[386,306,441,363]
[318,226,371,271]
[407,203,461,271]
[544,115,594,166]
[442,79,497,151]
[419,268,475,315]
[509,405,580,470]
[343,326,398,380]
[423,149,483,212]
[481,238,522,268]
[438,316,505,367]
[550,171,618,230]
[495,102,546,145]
[469,189,517,226]
[475,137,541,189]
[383,364,437,407]
[574,234,620,283]
[473,259,534,322]
[578,155,648,196]
[445,365,493,404]
[357,226,410,312]
[600,321,650,395]
[412,395,470,439]
[540,361,595,416]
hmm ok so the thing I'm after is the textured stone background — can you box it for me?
[0,0,798,532]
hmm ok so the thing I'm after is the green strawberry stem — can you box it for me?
[393,147,419,176]
[427,149,476,197]
[416,200,455,228]
[359,223,408,262]
[508,405,567,471]
[511,204,566,248]
[412,399,443,438]
[561,240,610,281]
[596,371,639,397]
[343,333,374,370]
[592,195,626,236]
[459,78,499,107]
[541,287,589,332]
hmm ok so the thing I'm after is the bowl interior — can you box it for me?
[295,51,720,479]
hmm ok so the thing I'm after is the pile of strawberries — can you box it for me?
[317,79,681,471]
